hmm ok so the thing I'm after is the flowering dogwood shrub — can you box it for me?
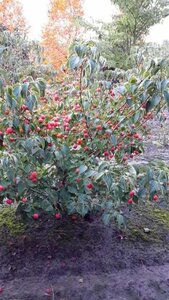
[0,43,168,227]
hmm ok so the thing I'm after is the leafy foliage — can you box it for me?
[0,42,168,228]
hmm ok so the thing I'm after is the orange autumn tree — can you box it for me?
[42,0,83,71]
[0,0,26,32]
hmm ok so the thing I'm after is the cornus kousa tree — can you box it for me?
[0,42,168,227]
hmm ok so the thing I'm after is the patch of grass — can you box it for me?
[150,208,169,228]
[126,205,169,243]
[0,206,26,239]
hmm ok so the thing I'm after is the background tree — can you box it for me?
[0,27,57,84]
[0,0,26,32]
[42,0,83,71]
[88,0,169,69]
[0,27,31,83]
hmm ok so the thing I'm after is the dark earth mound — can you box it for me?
[0,205,169,300]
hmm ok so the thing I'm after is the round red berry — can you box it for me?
[6,127,13,134]
[33,213,39,220]
[153,194,158,201]
[87,183,93,189]
[104,151,109,157]
[55,213,61,220]
[128,198,133,204]
[6,199,13,205]
[0,185,5,191]
[21,197,27,203]
[129,190,135,197]
[76,178,81,184]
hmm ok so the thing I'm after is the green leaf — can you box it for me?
[41,199,54,213]
[0,46,6,55]
[133,112,140,123]
[25,95,36,111]
[88,59,96,75]
[79,165,88,174]
[103,174,112,191]
[74,45,86,58]
[146,95,160,112]
[111,135,117,146]
[85,170,97,178]
[0,79,4,97]
[21,82,29,98]
[68,56,81,69]
[37,79,46,97]
[102,213,111,225]
[18,181,26,196]
[164,91,169,108]
[68,186,78,195]
[161,79,169,92]
[13,85,22,99]
[116,214,125,229]
[126,98,133,107]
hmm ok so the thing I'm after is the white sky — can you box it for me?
[21,0,169,43]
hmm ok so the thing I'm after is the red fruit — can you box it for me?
[128,198,133,204]
[87,183,93,189]
[76,178,81,184]
[6,199,13,205]
[21,197,27,203]
[54,94,60,101]
[133,133,140,139]
[29,171,38,179]
[131,124,136,129]
[120,132,125,137]
[21,104,28,111]
[55,213,61,220]
[48,143,53,147]
[0,185,5,191]
[104,151,109,157]
[38,118,44,123]
[142,103,146,109]
[31,178,38,183]
[84,133,89,139]
[96,125,102,131]
[9,137,16,142]
[84,146,89,152]
[6,127,13,134]
[153,194,158,201]
[0,287,4,293]
[40,114,46,120]
[77,138,83,145]
[129,190,135,197]
[4,110,10,115]
[109,89,115,97]
[134,150,139,155]
[33,213,39,220]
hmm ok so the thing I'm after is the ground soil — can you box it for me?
[0,116,169,300]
